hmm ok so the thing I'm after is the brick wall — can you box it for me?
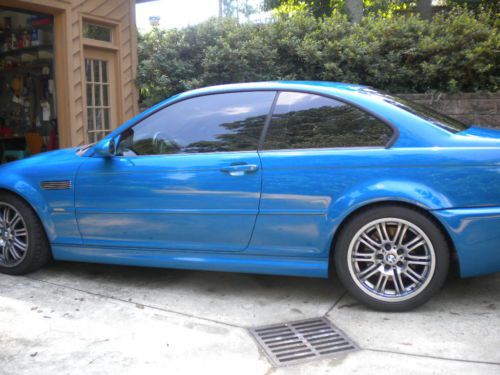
[399,92,500,129]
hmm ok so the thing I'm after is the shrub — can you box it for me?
[137,7,499,106]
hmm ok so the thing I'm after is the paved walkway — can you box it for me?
[1,262,499,374]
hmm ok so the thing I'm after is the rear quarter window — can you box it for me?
[263,92,394,150]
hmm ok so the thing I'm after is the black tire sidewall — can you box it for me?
[334,205,450,312]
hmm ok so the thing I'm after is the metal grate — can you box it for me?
[250,318,357,367]
[40,180,72,190]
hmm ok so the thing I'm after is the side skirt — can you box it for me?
[51,245,329,278]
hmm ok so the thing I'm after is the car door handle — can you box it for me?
[220,163,259,176]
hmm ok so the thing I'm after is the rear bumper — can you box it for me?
[433,207,500,278]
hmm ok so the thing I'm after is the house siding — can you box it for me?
[71,0,138,146]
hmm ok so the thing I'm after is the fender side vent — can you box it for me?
[40,180,72,190]
[250,318,357,367]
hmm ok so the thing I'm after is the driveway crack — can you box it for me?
[26,276,244,330]
[324,290,347,317]
[365,348,500,366]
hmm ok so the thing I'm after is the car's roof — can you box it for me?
[179,81,370,98]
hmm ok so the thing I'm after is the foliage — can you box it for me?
[263,0,339,17]
[263,0,498,17]
[137,7,499,106]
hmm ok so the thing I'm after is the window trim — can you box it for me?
[80,15,119,50]
[114,88,399,158]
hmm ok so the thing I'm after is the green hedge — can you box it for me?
[137,8,499,106]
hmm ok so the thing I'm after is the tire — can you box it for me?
[334,205,449,312]
[0,192,51,275]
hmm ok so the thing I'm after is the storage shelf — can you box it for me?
[0,44,53,59]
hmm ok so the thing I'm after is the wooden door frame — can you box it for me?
[0,0,73,148]
[79,15,124,143]
[82,47,119,144]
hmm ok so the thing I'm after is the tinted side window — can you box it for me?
[263,92,393,150]
[119,91,276,155]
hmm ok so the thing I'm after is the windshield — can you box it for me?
[361,89,470,133]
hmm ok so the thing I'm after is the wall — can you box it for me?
[399,92,500,129]
[69,0,139,146]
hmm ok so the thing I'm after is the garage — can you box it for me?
[0,8,57,163]
[0,0,140,164]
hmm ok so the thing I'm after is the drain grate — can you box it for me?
[250,317,357,367]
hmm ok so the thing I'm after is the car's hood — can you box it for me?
[0,147,82,174]
[459,126,500,140]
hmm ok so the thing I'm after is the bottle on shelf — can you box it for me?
[31,28,39,47]
[17,28,23,49]
[23,30,30,48]
[10,30,16,50]
[3,34,9,52]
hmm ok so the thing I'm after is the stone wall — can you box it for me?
[399,92,500,128]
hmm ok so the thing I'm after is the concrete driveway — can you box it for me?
[0,262,499,374]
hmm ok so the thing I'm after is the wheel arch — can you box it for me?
[327,200,459,276]
[0,186,54,244]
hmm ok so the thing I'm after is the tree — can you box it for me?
[222,0,259,22]
[344,0,364,23]
[416,0,432,19]
[263,0,336,17]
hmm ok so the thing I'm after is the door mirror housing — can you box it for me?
[93,137,117,158]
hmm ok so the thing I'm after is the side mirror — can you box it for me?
[93,137,117,158]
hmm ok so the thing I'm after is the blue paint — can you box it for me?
[432,206,500,277]
[51,245,329,278]
[75,152,262,251]
[0,81,499,278]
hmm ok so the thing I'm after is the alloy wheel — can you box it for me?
[347,218,436,302]
[0,203,29,267]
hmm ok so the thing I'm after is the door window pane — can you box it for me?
[93,60,100,82]
[85,60,92,81]
[85,58,112,142]
[264,92,393,150]
[119,91,276,156]
[86,84,93,106]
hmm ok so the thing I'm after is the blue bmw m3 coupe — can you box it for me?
[1,81,499,311]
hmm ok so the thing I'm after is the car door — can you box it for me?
[75,91,276,252]
[250,91,395,257]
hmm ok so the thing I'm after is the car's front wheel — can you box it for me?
[334,205,449,311]
[0,193,51,275]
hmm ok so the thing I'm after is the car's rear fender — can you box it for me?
[324,179,455,261]
[326,178,452,232]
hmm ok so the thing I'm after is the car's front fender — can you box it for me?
[0,151,83,245]
[0,171,57,241]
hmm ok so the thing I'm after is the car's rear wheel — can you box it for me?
[334,205,449,311]
[0,193,51,275]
